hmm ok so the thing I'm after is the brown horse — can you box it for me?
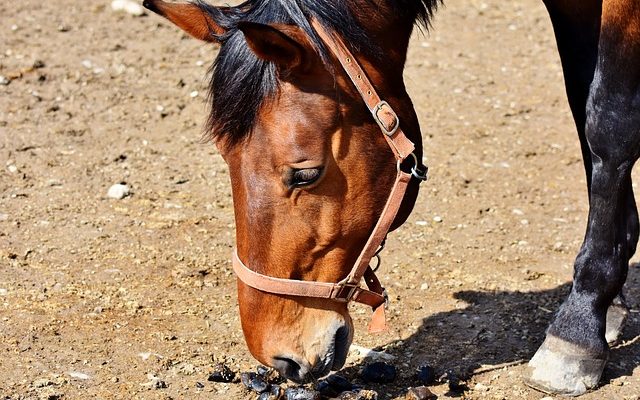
[143,0,640,396]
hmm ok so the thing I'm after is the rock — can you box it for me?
[0,75,9,86]
[208,363,235,383]
[8,164,18,173]
[240,372,255,389]
[107,183,129,199]
[33,60,46,69]
[195,381,204,389]
[440,370,464,392]
[416,364,436,385]
[406,386,437,400]
[326,374,353,391]
[240,371,269,393]
[249,375,269,393]
[111,0,146,16]
[284,387,320,400]
[33,378,54,388]
[68,371,91,380]
[257,365,285,384]
[259,385,283,400]
[315,380,338,398]
[473,382,489,392]
[337,390,378,400]
[361,362,397,383]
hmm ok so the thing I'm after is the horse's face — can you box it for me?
[144,0,420,383]
[220,31,399,381]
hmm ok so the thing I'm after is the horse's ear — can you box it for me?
[143,0,225,42]
[238,22,314,73]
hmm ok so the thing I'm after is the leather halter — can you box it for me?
[232,20,427,333]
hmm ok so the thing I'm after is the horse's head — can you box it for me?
[144,0,430,383]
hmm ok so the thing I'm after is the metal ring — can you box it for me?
[408,153,429,181]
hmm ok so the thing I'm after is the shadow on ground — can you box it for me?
[340,265,640,397]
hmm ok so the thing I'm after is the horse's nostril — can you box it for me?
[272,356,305,383]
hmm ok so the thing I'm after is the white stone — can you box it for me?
[107,184,130,199]
[7,164,18,173]
[433,216,443,223]
[68,371,91,380]
[111,0,145,16]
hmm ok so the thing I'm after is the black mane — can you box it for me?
[200,0,440,145]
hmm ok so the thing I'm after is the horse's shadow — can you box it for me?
[341,265,640,396]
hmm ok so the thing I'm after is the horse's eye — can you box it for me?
[290,167,323,188]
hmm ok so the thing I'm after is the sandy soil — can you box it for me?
[1,0,638,399]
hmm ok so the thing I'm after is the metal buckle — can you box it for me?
[373,101,400,136]
[333,283,359,302]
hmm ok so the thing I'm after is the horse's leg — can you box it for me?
[541,0,632,347]
[526,1,640,395]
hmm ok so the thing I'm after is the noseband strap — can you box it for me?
[232,19,427,333]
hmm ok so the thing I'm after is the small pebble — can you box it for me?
[33,60,46,69]
[107,183,130,199]
[8,164,18,173]
[433,216,443,223]
[33,378,54,388]
[0,213,8,221]
[416,364,436,385]
[190,90,199,98]
[111,0,146,16]
[68,371,90,380]
[195,381,204,389]
[473,382,489,391]
[208,363,235,383]
[257,365,285,384]
[440,370,464,392]
[240,372,270,393]
[240,372,255,389]
[405,386,437,400]
[361,362,396,383]
[249,375,269,393]
[284,387,321,400]
[0,75,10,85]
[337,390,378,400]
[259,385,283,400]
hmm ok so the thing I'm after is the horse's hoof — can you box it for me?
[605,298,629,345]
[524,336,607,396]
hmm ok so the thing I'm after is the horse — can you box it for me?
[142,0,640,395]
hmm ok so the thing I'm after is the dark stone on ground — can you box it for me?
[416,364,436,385]
[249,375,270,393]
[361,362,397,383]
[208,363,235,383]
[327,374,353,391]
[284,386,321,400]
[440,370,466,393]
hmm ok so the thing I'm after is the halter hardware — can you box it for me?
[373,101,400,136]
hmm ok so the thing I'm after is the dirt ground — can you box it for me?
[1,0,639,399]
